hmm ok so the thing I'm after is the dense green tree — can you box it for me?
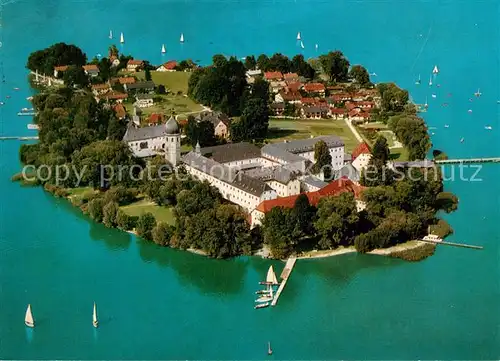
[312,140,332,179]
[377,83,409,114]
[249,77,270,102]
[262,207,298,259]
[108,45,119,57]
[63,65,89,88]
[116,209,135,230]
[27,43,87,75]
[145,67,152,81]
[319,51,350,82]
[88,198,105,223]
[103,201,119,227]
[292,194,316,237]
[268,53,291,73]
[256,54,270,71]
[371,136,390,166]
[315,193,359,249]
[184,117,216,147]
[388,114,430,160]
[103,186,138,206]
[291,54,315,79]
[175,181,222,218]
[244,55,257,70]
[212,54,228,68]
[230,98,269,141]
[349,65,371,86]
[435,192,459,213]
[136,212,156,241]
[152,222,175,246]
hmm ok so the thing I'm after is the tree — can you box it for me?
[63,65,89,88]
[157,84,166,94]
[230,98,269,141]
[319,51,350,82]
[268,53,291,73]
[152,222,174,246]
[98,57,111,82]
[145,67,152,81]
[136,213,156,241]
[116,209,134,230]
[27,43,87,75]
[244,55,257,70]
[256,54,270,71]
[175,181,222,218]
[212,54,228,68]
[184,116,216,147]
[291,54,315,79]
[88,198,105,223]
[103,201,119,227]
[349,65,371,86]
[108,45,119,58]
[103,185,138,205]
[262,207,298,259]
[292,194,316,237]
[313,140,332,179]
[377,83,409,114]
[249,77,270,103]
[371,136,390,166]
[435,192,459,213]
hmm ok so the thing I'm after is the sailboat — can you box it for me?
[474,88,482,97]
[109,30,113,39]
[315,43,318,51]
[460,137,465,143]
[424,97,428,109]
[300,40,305,49]
[267,342,273,355]
[415,74,421,85]
[161,44,166,54]
[266,265,279,285]
[25,304,35,328]
[429,75,433,86]
[296,32,301,41]
[432,65,439,74]
[120,32,124,44]
[180,33,184,43]
[93,302,99,328]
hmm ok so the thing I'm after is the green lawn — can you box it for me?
[390,147,410,161]
[267,118,360,152]
[136,71,191,93]
[123,94,203,121]
[66,187,93,196]
[120,199,175,225]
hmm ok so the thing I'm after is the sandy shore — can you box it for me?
[296,247,356,259]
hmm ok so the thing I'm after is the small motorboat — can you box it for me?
[0,102,4,105]
[444,124,449,128]
[26,96,33,101]
[255,302,270,310]
[267,341,273,355]
[6,95,11,99]
[109,30,113,39]
[496,100,500,104]
[474,88,482,97]
[468,109,473,113]
[431,94,437,98]
[485,126,492,130]
[431,132,435,135]
[460,137,465,143]
[13,87,20,90]
[255,290,271,295]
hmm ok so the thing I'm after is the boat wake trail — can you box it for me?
[411,25,433,73]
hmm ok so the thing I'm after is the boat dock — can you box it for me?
[0,136,39,141]
[419,239,483,250]
[435,157,500,165]
[271,257,296,307]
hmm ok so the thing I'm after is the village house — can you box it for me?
[351,142,372,172]
[82,64,99,77]
[126,59,144,72]
[270,102,285,116]
[348,108,371,123]
[285,81,302,93]
[300,97,317,106]
[245,69,262,84]
[302,105,329,119]
[109,56,120,67]
[113,103,127,120]
[91,83,111,96]
[330,93,352,103]
[97,92,128,103]
[124,80,155,93]
[148,113,164,126]
[264,71,283,81]
[330,107,346,120]
[53,65,68,78]
[275,91,301,104]
[270,81,287,94]
[157,61,177,72]
[122,116,181,163]
[135,94,154,108]
[283,72,299,82]
[195,111,231,139]
[303,82,326,96]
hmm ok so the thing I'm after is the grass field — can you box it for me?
[123,94,203,120]
[136,71,191,93]
[120,199,175,225]
[357,123,409,160]
[267,118,360,152]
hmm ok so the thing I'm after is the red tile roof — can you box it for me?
[280,91,301,101]
[330,107,346,114]
[83,64,99,71]
[264,71,283,80]
[161,60,177,70]
[286,82,302,92]
[118,77,136,84]
[303,82,326,92]
[283,72,299,80]
[54,65,69,72]
[301,97,317,104]
[149,113,164,124]
[255,178,361,213]
[113,103,126,118]
[91,83,110,90]
[352,142,371,161]
[127,59,144,66]
[348,108,361,117]
[100,92,128,100]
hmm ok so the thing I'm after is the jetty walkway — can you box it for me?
[0,136,38,141]
[419,238,483,250]
[271,257,296,307]
[435,157,500,165]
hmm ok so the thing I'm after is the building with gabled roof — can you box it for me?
[351,142,372,172]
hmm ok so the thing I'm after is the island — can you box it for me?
[13,42,458,261]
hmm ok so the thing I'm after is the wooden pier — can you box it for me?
[419,239,483,250]
[0,136,38,141]
[271,257,296,307]
[435,157,500,165]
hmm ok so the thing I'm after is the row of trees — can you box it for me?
[244,53,315,79]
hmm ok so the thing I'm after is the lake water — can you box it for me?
[0,0,499,358]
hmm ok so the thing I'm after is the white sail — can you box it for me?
[120,32,124,44]
[315,43,318,50]
[93,302,99,327]
[300,40,304,49]
[266,265,278,285]
[109,30,113,39]
[161,44,166,53]
[180,33,184,43]
[296,32,301,41]
[429,76,432,86]
[25,304,34,327]
[433,65,439,74]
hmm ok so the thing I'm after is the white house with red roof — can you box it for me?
[82,64,99,77]
[157,61,177,72]
[351,142,372,172]
[127,59,144,72]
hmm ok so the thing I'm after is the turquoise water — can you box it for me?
[1,0,499,358]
